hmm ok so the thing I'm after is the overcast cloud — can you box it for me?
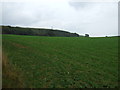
[1,0,118,37]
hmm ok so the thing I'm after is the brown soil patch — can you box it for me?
[2,52,25,88]
[12,43,28,48]
[2,53,8,69]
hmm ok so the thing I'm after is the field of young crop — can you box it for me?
[2,34,118,88]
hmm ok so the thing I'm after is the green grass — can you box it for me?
[2,34,118,88]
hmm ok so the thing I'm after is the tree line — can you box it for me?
[2,26,81,37]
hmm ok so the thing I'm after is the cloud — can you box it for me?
[1,0,118,37]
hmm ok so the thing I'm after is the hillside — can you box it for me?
[1,26,81,37]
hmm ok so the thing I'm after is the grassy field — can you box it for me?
[2,34,118,88]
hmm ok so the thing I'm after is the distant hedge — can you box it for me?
[1,26,80,37]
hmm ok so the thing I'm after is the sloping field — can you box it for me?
[2,34,118,88]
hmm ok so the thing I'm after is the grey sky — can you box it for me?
[1,0,118,37]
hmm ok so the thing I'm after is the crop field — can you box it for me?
[2,34,118,88]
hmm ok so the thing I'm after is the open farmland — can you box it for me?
[2,34,118,88]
